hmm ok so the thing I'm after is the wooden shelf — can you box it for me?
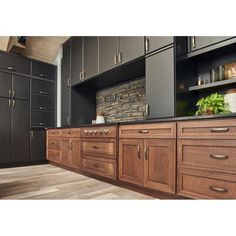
[189,77,236,91]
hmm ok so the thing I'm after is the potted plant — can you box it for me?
[195,93,231,116]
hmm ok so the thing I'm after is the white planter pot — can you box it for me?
[225,93,236,112]
[96,116,105,124]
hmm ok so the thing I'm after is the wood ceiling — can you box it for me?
[0,36,69,64]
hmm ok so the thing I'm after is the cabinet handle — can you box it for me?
[144,147,148,160]
[9,90,12,97]
[145,104,149,117]
[39,91,47,95]
[83,71,86,80]
[66,116,70,125]
[137,146,141,159]
[118,52,122,64]
[192,36,196,49]
[210,154,228,160]
[39,74,47,78]
[12,100,15,108]
[79,72,82,80]
[138,130,149,134]
[30,131,34,138]
[39,106,48,110]
[145,38,149,52]
[210,128,229,133]
[67,78,71,86]
[114,54,118,65]
[93,145,99,149]
[8,99,11,107]
[39,123,46,126]
[12,90,15,98]
[209,186,228,193]
[8,66,15,71]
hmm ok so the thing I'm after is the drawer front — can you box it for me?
[178,168,236,199]
[119,123,176,138]
[47,149,61,163]
[81,126,117,138]
[31,61,56,80]
[31,79,55,96]
[31,94,54,111]
[82,156,116,179]
[81,139,116,158]
[47,138,61,150]
[47,129,61,137]
[178,119,236,139]
[0,53,30,74]
[61,128,81,138]
[178,139,236,172]
[31,111,54,127]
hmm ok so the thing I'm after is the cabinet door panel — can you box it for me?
[146,47,174,118]
[119,37,144,64]
[31,79,55,96]
[61,139,72,166]
[31,111,54,127]
[12,99,30,163]
[0,72,11,98]
[71,138,81,168]
[119,139,143,186]
[146,36,173,53]
[71,37,83,85]
[30,130,46,161]
[0,98,11,164]
[32,61,56,80]
[31,94,54,111]
[12,75,29,100]
[61,39,71,90]
[144,139,176,193]
[99,37,118,73]
[83,37,99,79]
[61,89,71,126]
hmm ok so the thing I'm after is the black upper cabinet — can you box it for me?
[31,79,55,96]
[61,89,71,126]
[71,37,83,86]
[61,39,71,90]
[145,37,173,54]
[146,47,175,119]
[0,52,30,74]
[12,75,29,100]
[118,37,144,65]
[31,61,56,80]
[99,37,118,74]
[83,37,99,80]
[0,97,11,164]
[30,129,46,161]
[0,72,11,98]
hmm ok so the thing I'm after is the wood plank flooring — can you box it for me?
[0,164,154,199]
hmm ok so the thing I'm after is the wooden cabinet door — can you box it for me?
[83,37,99,80]
[71,37,83,86]
[143,139,176,193]
[71,138,81,168]
[99,37,118,74]
[119,139,143,186]
[145,36,173,53]
[118,37,144,65]
[61,39,71,90]
[61,138,72,166]
[146,47,174,119]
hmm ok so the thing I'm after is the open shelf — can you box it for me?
[189,77,236,92]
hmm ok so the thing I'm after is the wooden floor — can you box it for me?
[0,164,153,199]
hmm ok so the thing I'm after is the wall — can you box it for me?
[96,77,146,122]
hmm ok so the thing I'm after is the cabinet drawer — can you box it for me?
[47,150,61,163]
[31,61,56,80]
[178,119,236,139]
[47,138,61,150]
[0,52,30,74]
[82,156,116,180]
[178,139,236,172]
[178,168,236,199]
[31,111,54,127]
[81,138,116,158]
[47,129,61,137]
[61,128,81,138]
[31,79,55,96]
[81,126,117,138]
[119,123,176,138]
[31,94,54,111]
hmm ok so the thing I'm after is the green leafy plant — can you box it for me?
[195,93,231,116]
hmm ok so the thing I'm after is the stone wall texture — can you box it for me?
[96,77,146,122]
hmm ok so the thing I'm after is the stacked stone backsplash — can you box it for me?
[96,77,146,122]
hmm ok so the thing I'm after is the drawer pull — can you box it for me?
[209,186,228,193]
[39,123,46,126]
[93,146,99,149]
[210,128,229,133]
[39,106,48,110]
[138,130,149,134]
[210,154,228,160]
[68,132,73,134]
[8,66,15,71]
[39,91,47,95]
[39,74,47,78]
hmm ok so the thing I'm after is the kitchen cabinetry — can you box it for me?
[61,39,71,90]
[61,89,71,126]
[145,36,173,54]
[31,61,56,80]
[146,47,175,119]
[30,129,46,161]
[119,123,176,193]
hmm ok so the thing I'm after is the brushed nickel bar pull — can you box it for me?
[79,72,82,80]
[30,131,34,138]
[192,36,196,49]
[145,104,149,117]
[66,116,70,125]
[209,186,228,193]
[8,66,15,71]
[210,127,229,133]
[39,106,48,110]
[67,78,71,86]
[114,54,118,65]
[12,90,15,98]
[83,71,86,80]
[210,154,228,160]
[8,99,11,107]
[138,130,149,134]
[39,91,47,95]
[144,147,148,160]
[39,123,46,126]
[145,38,149,52]
[9,90,11,97]
[137,146,141,159]
[118,52,122,64]
[12,100,15,108]
[39,74,47,78]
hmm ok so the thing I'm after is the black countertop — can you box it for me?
[46,113,236,129]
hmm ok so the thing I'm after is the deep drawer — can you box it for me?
[61,128,81,138]
[47,150,61,163]
[178,139,236,172]
[81,138,116,158]
[31,61,56,80]
[119,123,176,138]
[82,156,116,180]
[47,138,61,151]
[31,111,54,127]
[31,94,54,111]
[178,119,236,139]
[31,79,55,96]
[178,167,236,199]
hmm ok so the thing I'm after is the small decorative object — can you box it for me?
[218,65,225,81]
[224,89,236,113]
[195,93,231,116]
[92,120,96,124]
[96,111,105,124]
[210,69,217,83]
[197,76,203,86]
[224,63,236,79]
